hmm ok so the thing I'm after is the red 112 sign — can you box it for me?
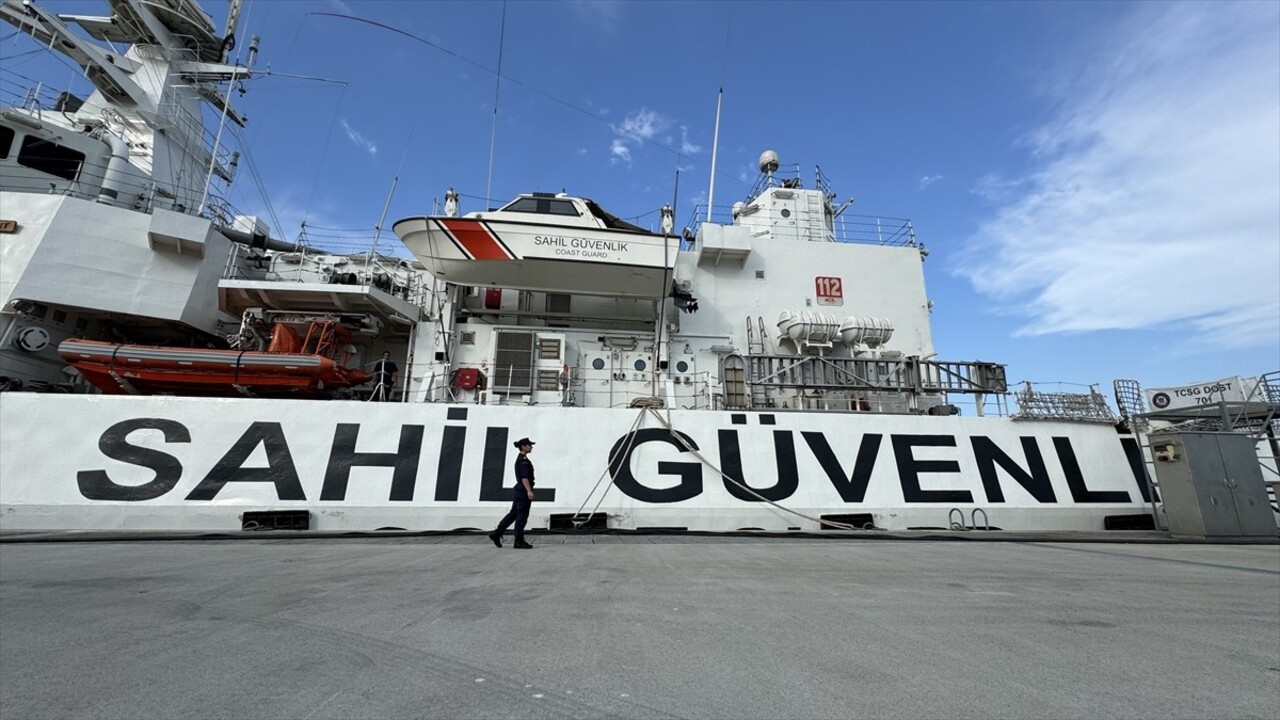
[815,276,843,306]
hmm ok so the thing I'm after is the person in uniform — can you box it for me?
[370,351,398,401]
[489,437,535,549]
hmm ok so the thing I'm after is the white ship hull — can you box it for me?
[0,394,1159,533]
[5,1,1272,540]
[393,216,676,297]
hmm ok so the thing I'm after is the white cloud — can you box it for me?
[339,118,377,156]
[608,108,672,165]
[327,0,352,13]
[568,0,623,32]
[971,173,1027,203]
[917,174,944,190]
[685,190,708,218]
[956,2,1280,356]
[610,139,631,164]
[616,108,666,142]
[584,98,609,117]
[604,109,700,167]
[679,126,702,156]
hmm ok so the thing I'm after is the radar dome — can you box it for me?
[758,150,780,174]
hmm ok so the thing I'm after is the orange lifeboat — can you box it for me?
[59,321,372,398]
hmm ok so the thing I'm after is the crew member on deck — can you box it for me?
[370,351,398,402]
[489,438,536,549]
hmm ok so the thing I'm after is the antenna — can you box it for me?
[706,21,730,224]
[370,177,398,257]
[651,167,679,398]
[706,88,723,224]
[370,126,417,268]
[364,168,399,279]
[198,36,258,216]
[485,2,508,208]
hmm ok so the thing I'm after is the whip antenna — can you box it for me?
[486,2,507,208]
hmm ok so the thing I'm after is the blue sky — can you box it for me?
[3,0,1278,394]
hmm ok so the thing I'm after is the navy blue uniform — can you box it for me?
[494,453,534,541]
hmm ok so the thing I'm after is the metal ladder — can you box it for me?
[1259,372,1280,511]
[745,316,771,409]
[1113,378,1170,530]
[802,192,827,242]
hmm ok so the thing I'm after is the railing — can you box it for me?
[4,72,235,173]
[135,98,236,175]
[681,204,916,248]
[418,364,719,410]
[743,354,1007,394]
[1011,382,1117,423]
[1,75,69,113]
[223,241,432,309]
[0,156,264,238]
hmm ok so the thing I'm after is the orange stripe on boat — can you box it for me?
[440,219,511,260]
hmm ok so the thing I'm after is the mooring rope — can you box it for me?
[569,407,647,527]
[642,408,863,531]
[571,405,864,532]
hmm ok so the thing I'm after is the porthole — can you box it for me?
[634,359,646,371]
[676,360,689,373]
[591,358,605,370]
[780,208,791,218]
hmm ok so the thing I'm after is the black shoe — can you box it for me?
[513,539,533,549]
[488,531,502,548]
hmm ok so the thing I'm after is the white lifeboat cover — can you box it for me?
[839,316,894,347]
[777,311,840,343]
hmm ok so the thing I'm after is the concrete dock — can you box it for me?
[2,533,1277,719]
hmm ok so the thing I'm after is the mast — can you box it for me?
[652,201,676,398]
[223,0,243,52]
[198,34,258,216]
[706,88,723,223]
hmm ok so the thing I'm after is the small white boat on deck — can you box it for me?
[392,192,678,297]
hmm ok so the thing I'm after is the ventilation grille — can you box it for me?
[537,337,562,360]
[537,370,561,391]
[493,331,534,392]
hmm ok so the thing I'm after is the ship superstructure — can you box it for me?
[0,0,1274,536]
[394,152,1006,418]
[0,0,422,395]
[0,0,262,389]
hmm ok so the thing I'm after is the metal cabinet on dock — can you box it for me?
[1151,431,1277,537]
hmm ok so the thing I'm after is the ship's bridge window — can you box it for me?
[0,125,14,159]
[17,135,85,182]
[502,197,580,217]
